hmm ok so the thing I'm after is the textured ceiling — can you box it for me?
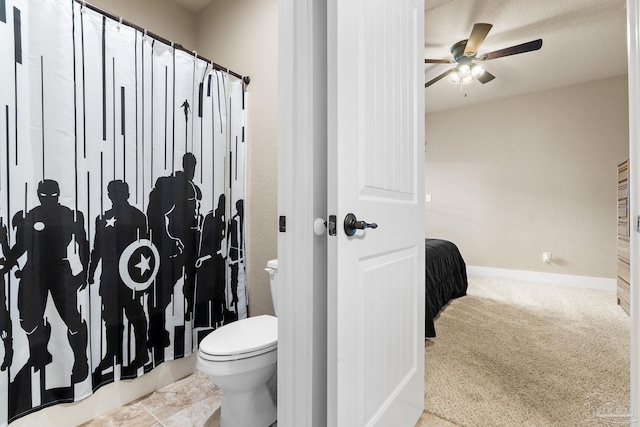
[424,0,628,112]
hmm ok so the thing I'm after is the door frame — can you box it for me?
[626,1,639,424]
[277,0,328,426]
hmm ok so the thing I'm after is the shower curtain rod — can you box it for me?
[73,0,250,86]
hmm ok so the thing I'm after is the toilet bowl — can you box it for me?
[197,259,279,427]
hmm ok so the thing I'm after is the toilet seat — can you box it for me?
[199,315,277,362]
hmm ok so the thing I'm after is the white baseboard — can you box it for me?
[466,265,617,291]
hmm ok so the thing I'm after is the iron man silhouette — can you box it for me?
[1,180,89,383]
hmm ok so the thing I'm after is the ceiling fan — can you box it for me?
[424,23,542,88]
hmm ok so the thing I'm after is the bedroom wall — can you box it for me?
[196,0,279,316]
[425,74,629,280]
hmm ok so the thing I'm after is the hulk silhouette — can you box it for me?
[146,153,201,363]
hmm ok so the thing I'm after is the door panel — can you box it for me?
[361,249,418,422]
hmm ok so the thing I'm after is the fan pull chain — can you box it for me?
[459,83,468,98]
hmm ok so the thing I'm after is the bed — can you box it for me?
[425,238,468,337]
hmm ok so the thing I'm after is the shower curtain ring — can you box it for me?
[117,17,123,30]
[81,0,86,13]
[143,29,148,41]
[193,51,198,61]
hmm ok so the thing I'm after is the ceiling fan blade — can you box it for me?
[480,39,543,60]
[425,68,456,88]
[463,23,492,57]
[478,71,495,84]
[425,58,454,64]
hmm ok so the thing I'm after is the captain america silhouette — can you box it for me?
[88,180,153,381]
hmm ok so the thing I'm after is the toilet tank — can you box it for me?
[265,259,278,315]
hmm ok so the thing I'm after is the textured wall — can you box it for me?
[196,0,278,316]
[425,75,629,279]
[91,0,197,48]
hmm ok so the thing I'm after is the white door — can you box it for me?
[327,0,425,426]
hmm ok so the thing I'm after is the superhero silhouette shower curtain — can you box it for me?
[0,0,247,424]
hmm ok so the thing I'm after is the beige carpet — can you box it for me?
[424,275,630,427]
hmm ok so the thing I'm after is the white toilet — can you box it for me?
[197,259,279,427]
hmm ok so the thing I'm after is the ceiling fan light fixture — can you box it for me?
[471,64,485,78]
[458,64,471,77]
[448,73,461,84]
[424,22,543,91]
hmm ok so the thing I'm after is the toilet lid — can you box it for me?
[199,315,277,358]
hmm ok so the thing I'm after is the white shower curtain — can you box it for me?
[0,0,247,424]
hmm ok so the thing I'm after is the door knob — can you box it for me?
[343,213,378,236]
[314,218,327,235]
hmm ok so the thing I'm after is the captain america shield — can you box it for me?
[118,239,160,291]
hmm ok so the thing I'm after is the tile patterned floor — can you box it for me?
[81,371,452,426]
[79,371,224,427]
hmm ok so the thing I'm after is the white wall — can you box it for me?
[425,75,629,279]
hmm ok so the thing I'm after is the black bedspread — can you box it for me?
[425,238,468,337]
